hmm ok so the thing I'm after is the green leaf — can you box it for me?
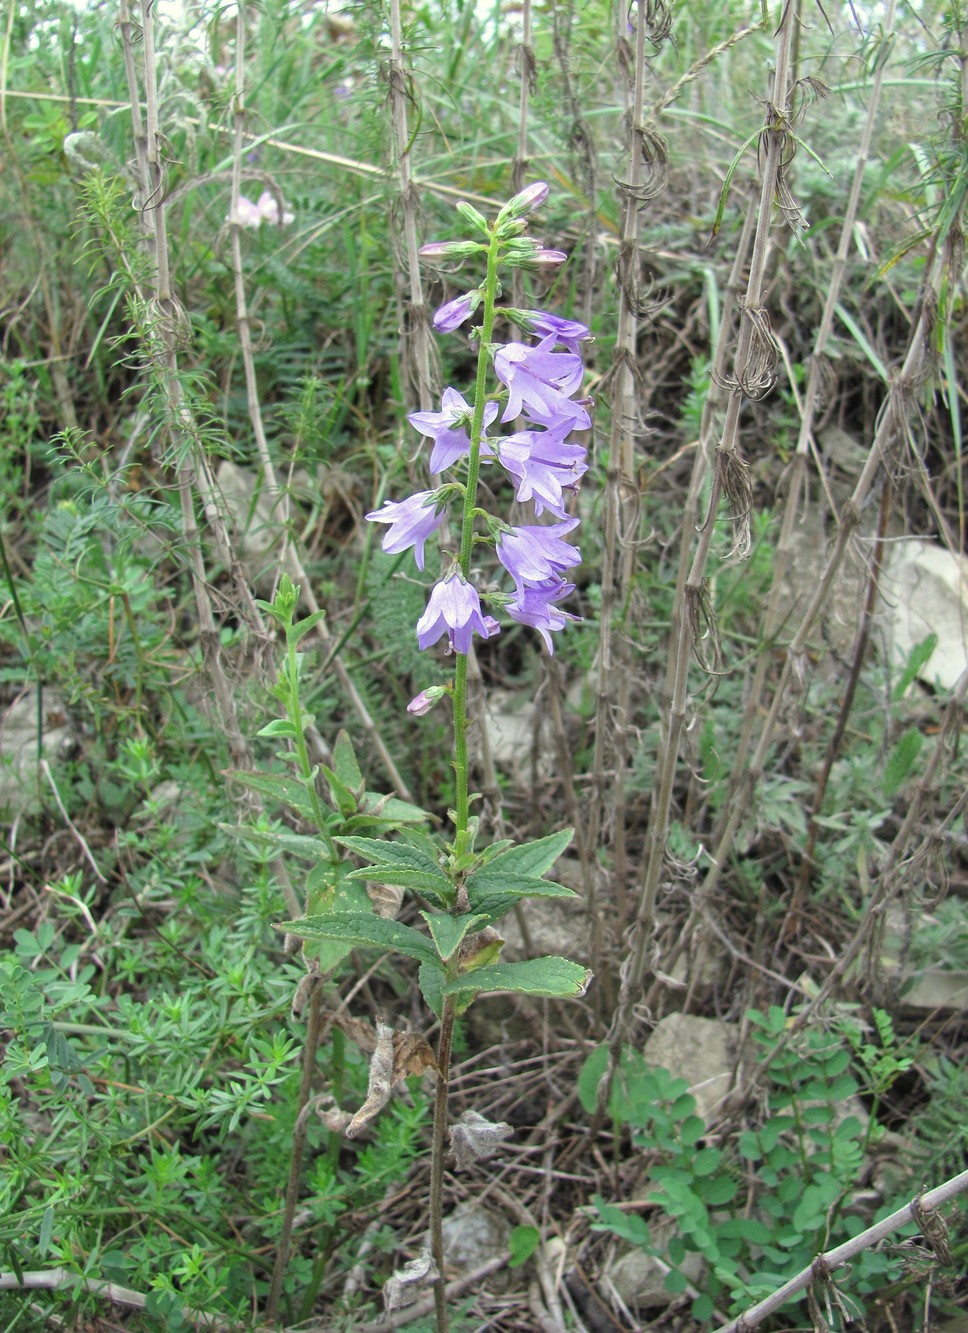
[441,956,591,1002]
[466,878,577,926]
[882,727,923,798]
[332,730,364,793]
[508,1225,540,1269]
[418,960,446,1018]
[421,912,490,962]
[38,1206,53,1258]
[225,769,315,820]
[338,835,442,876]
[691,1294,714,1322]
[577,1045,609,1115]
[359,793,428,825]
[338,836,453,901]
[289,608,328,643]
[321,766,358,819]
[223,823,325,860]
[892,633,938,700]
[691,1147,721,1176]
[466,829,573,888]
[345,866,454,902]
[276,912,438,966]
[256,718,300,739]
[697,1175,738,1206]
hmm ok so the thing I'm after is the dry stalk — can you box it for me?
[587,0,658,991]
[604,6,800,1052]
[716,1165,968,1332]
[511,0,535,314]
[225,3,413,801]
[117,0,266,773]
[663,241,945,1000]
[388,0,433,413]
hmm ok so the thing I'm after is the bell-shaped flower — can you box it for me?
[494,335,585,424]
[416,575,500,655]
[432,292,477,333]
[408,387,498,473]
[365,490,445,571]
[506,578,580,654]
[496,517,581,592]
[498,427,588,519]
[256,190,294,226]
[519,310,591,353]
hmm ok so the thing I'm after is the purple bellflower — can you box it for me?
[519,310,591,354]
[416,575,500,655]
[366,183,589,668]
[408,387,498,473]
[506,579,579,655]
[494,334,585,424]
[498,428,588,519]
[496,518,581,592]
[365,491,445,572]
[433,291,479,332]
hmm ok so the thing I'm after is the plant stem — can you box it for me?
[431,226,501,1333]
[266,982,325,1324]
[429,994,457,1333]
[451,230,501,845]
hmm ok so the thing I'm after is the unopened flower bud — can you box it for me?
[407,686,447,716]
[510,248,568,270]
[455,201,490,236]
[419,240,486,260]
[496,180,549,222]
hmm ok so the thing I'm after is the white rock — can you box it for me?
[642,1013,738,1123]
[0,691,73,815]
[881,540,968,691]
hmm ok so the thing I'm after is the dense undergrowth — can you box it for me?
[1,0,967,1330]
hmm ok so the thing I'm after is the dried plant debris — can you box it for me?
[449,1108,514,1170]
[383,1249,438,1313]
[340,1018,438,1138]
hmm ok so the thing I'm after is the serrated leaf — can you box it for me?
[295,877,381,972]
[257,718,300,739]
[276,912,438,966]
[466,878,577,926]
[225,769,315,820]
[332,730,364,793]
[288,608,328,643]
[338,836,441,875]
[345,866,454,900]
[442,956,591,1002]
[466,829,573,889]
[421,912,490,962]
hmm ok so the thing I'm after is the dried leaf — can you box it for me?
[346,1020,395,1138]
[368,881,405,919]
[449,1109,514,1170]
[392,1030,438,1080]
[383,1249,438,1312]
[319,1104,354,1134]
[332,1011,377,1053]
[290,962,321,1021]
